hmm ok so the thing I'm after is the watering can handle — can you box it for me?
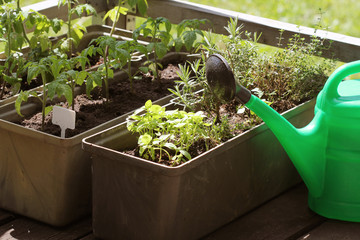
[323,60,360,101]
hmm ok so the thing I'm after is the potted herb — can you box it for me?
[82,19,336,239]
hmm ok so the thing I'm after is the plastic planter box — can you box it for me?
[0,25,194,225]
[82,99,315,240]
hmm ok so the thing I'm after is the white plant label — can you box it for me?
[52,106,76,138]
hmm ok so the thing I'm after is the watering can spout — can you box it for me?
[205,54,326,197]
[245,94,326,196]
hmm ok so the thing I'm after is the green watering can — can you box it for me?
[206,54,360,222]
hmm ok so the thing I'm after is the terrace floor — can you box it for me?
[1,183,360,239]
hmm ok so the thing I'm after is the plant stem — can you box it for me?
[103,0,122,102]
[41,71,47,131]
[67,0,72,58]
[17,0,31,47]
[127,59,134,93]
[152,27,160,81]
[0,79,6,100]
[1,11,13,100]
[71,82,75,110]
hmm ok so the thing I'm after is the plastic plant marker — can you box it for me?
[52,105,76,138]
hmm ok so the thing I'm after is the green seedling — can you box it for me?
[173,18,207,52]
[57,0,97,57]
[0,0,63,99]
[133,17,172,81]
[15,55,73,130]
[116,39,149,93]
[57,55,89,110]
[83,0,148,101]
[83,35,129,102]
[127,100,213,166]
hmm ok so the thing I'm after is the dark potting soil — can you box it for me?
[18,64,181,138]
[0,76,43,100]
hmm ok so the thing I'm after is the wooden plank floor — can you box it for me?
[1,184,360,239]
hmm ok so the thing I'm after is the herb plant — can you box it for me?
[222,18,335,109]
[127,100,215,166]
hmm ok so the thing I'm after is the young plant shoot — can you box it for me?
[15,55,73,130]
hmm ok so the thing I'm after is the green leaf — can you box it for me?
[174,38,183,52]
[155,42,168,59]
[44,106,53,116]
[75,71,88,85]
[180,150,191,160]
[164,142,177,150]
[51,18,63,33]
[137,0,148,16]
[139,133,152,145]
[47,80,73,105]
[139,66,149,73]
[149,104,163,113]
[144,100,152,109]
[27,64,40,83]
[104,6,128,22]
[183,31,197,51]
[15,90,30,117]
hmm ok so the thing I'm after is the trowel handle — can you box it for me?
[323,60,360,101]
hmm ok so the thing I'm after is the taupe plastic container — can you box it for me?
[0,90,173,226]
[82,99,315,240]
[0,24,197,226]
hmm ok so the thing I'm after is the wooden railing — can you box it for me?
[24,0,360,63]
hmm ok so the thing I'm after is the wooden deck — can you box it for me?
[1,183,360,239]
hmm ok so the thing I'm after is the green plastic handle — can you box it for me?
[322,60,360,102]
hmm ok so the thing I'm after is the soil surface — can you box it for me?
[18,64,181,138]
[0,76,43,100]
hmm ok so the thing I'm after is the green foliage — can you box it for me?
[0,0,64,99]
[57,0,97,56]
[15,55,88,129]
[134,17,206,80]
[168,18,337,148]
[174,19,207,52]
[168,58,205,111]
[127,100,214,166]
[222,18,336,107]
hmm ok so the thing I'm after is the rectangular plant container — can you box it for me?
[0,87,174,226]
[0,23,197,226]
[82,99,315,240]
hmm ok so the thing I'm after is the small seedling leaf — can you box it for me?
[180,150,191,160]
[139,133,152,145]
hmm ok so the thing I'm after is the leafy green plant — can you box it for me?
[116,39,149,93]
[222,18,336,109]
[133,17,173,81]
[57,55,89,110]
[15,55,74,130]
[83,35,130,101]
[0,0,63,100]
[168,17,336,145]
[127,100,215,166]
[168,58,204,111]
[57,0,96,57]
[83,0,149,100]
[173,18,207,52]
